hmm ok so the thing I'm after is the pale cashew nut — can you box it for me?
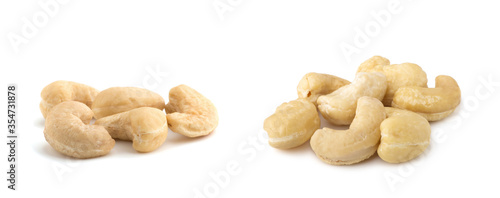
[357,56,428,106]
[378,107,431,163]
[263,99,320,149]
[317,72,387,125]
[40,80,99,118]
[91,87,165,119]
[44,101,115,159]
[165,85,218,137]
[95,107,168,153]
[297,72,350,106]
[356,55,390,73]
[310,96,386,165]
[392,75,461,121]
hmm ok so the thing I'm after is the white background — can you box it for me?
[1,0,500,197]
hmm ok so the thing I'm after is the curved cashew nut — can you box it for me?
[317,72,387,125]
[392,75,461,121]
[297,72,350,106]
[91,87,165,119]
[310,97,386,165]
[95,107,168,153]
[378,107,431,163]
[263,99,320,149]
[165,85,218,137]
[44,101,115,159]
[40,80,99,118]
[357,56,428,106]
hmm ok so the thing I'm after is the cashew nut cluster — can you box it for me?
[265,55,461,166]
[357,56,428,106]
[165,85,219,137]
[41,81,218,159]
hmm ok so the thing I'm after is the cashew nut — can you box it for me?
[392,75,461,121]
[263,99,320,149]
[356,55,390,73]
[297,72,350,106]
[357,56,428,106]
[378,107,431,163]
[95,107,168,153]
[165,85,218,137]
[91,87,165,119]
[40,80,99,118]
[317,72,387,125]
[310,96,386,165]
[44,101,115,159]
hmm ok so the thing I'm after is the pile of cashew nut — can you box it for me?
[264,56,461,165]
[40,81,218,158]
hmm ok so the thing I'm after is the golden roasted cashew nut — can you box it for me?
[263,99,320,149]
[392,75,461,121]
[311,97,386,165]
[44,101,115,159]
